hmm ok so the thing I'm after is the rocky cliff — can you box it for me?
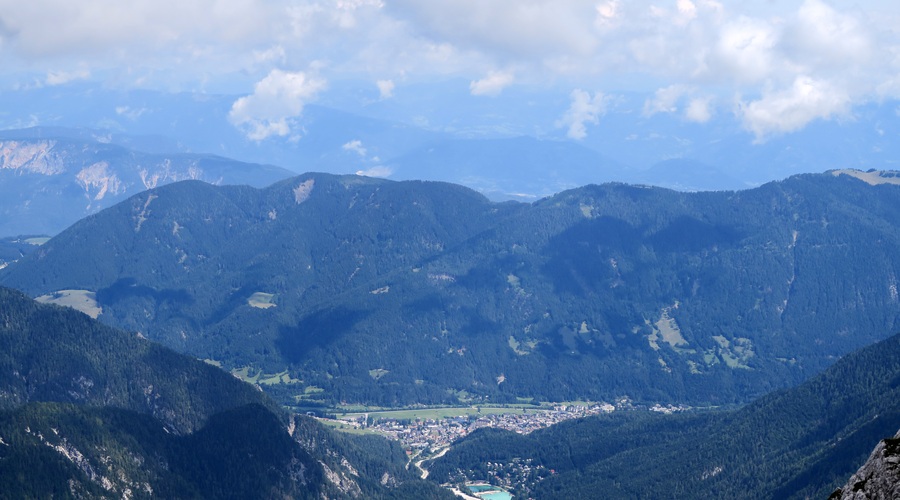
[0,129,293,236]
[831,429,900,500]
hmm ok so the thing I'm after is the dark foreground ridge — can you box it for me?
[0,287,452,499]
[427,331,900,499]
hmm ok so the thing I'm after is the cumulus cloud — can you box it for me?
[115,106,149,121]
[376,79,395,99]
[783,0,872,71]
[677,0,697,20]
[342,139,367,157]
[229,69,326,141]
[644,85,689,116]
[2,0,900,140]
[739,76,851,140]
[385,0,598,59]
[595,1,620,27]
[356,166,393,177]
[0,0,275,57]
[45,68,91,86]
[470,70,514,96]
[685,97,714,123]
[557,89,606,140]
[706,16,779,85]
[644,85,714,123]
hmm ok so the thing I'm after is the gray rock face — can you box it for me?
[0,132,294,236]
[831,430,900,500]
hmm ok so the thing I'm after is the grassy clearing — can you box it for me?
[317,419,382,436]
[248,292,276,309]
[656,309,687,348]
[35,290,102,319]
[231,366,300,385]
[508,336,536,355]
[833,169,900,186]
[712,336,754,369]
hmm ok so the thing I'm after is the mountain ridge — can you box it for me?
[3,170,900,408]
[0,127,295,236]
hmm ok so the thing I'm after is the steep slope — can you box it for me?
[0,403,324,499]
[0,286,281,433]
[0,286,453,499]
[0,127,294,236]
[3,170,900,407]
[830,429,900,499]
[429,331,900,499]
[0,236,41,268]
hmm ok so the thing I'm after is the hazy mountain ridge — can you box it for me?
[3,170,900,408]
[8,85,900,203]
[0,127,295,236]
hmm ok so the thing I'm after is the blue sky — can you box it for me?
[2,1,899,144]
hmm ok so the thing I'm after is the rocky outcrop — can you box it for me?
[830,429,900,500]
[0,140,66,175]
[0,131,293,236]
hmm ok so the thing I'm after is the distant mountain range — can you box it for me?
[3,170,900,409]
[6,84,900,206]
[0,127,294,236]
[0,286,451,498]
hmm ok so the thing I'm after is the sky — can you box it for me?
[1,0,900,143]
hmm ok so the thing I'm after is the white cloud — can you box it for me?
[677,0,697,20]
[228,69,326,141]
[356,166,393,177]
[595,1,619,25]
[2,0,900,139]
[385,0,598,59]
[376,79,395,99]
[115,106,149,121]
[0,0,276,57]
[783,0,872,71]
[707,16,779,85]
[470,70,514,96]
[644,85,714,123]
[342,139,367,157]
[557,89,606,140]
[644,85,689,116]
[685,96,714,123]
[45,68,90,86]
[739,76,851,140]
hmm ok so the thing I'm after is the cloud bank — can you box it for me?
[2,0,899,139]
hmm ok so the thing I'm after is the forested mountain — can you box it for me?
[0,286,279,433]
[428,331,900,499]
[0,287,452,499]
[0,127,294,236]
[3,170,900,408]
